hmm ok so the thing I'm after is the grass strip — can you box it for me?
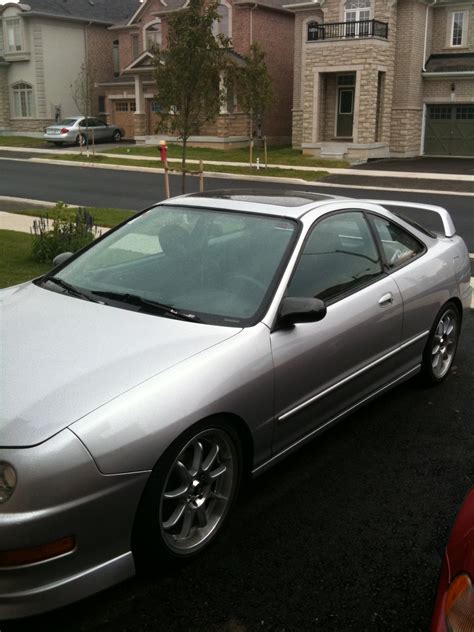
[45,154,329,182]
[4,207,135,229]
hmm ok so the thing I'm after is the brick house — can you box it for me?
[286,0,474,162]
[99,0,295,146]
[0,0,139,135]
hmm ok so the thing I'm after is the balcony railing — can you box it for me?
[307,20,388,42]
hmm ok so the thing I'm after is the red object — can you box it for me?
[159,142,168,163]
[60,128,69,134]
[431,488,474,631]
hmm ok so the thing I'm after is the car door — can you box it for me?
[271,210,404,454]
[91,118,109,140]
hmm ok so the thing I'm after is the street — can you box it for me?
[0,157,473,250]
[1,158,473,631]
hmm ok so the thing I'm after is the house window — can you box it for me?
[213,2,231,38]
[344,0,371,37]
[6,18,23,52]
[98,96,106,113]
[146,21,162,50]
[451,11,465,47]
[0,22,4,54]
[113,40,120,77]
[131,33,140,58]
[115,101,129,112]
[12,82,34,117]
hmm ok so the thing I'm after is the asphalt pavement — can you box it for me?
[3,313,473,632]
[0,158,473,251]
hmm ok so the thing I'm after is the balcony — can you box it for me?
[307,20,388,42]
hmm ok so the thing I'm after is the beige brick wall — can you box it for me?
[390,0,426,154]
[423,78,474,101]
[292,109,303,147]
[431,4,474,54]
[8,118,54,133]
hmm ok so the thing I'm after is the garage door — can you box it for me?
[112,100,136,139]
[424,105,474,156]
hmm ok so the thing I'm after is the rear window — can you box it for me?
[58,119,78,126]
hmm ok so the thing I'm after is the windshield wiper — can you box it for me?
[90,290,201,322]
[43,277,101,303]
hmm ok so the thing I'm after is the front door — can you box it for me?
[271,209,403,454]
[336,76,355,138]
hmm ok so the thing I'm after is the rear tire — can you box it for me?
[421,302,460,385]
[112,130,122,142]
[132,418,242,572]
[76,133,86,147]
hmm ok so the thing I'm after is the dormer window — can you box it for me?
[146,21,162,50]
[5,17,23,52]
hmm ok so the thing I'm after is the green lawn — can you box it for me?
[0,231,52,288]
[5,207,135,228]
[0,135,46,147]
[105,143,349,169]
[46,153,329,182]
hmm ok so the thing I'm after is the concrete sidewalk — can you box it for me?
[1,145,473,183]
[0,209,109,235]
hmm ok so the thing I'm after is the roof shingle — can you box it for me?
[23,0,141,24]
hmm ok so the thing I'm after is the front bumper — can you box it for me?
[0,429,149,620]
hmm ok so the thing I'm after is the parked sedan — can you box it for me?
[43,116,124,146]
[0,191,471,619]
[432,487,474,632]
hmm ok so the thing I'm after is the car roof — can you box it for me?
[165,189,350,219]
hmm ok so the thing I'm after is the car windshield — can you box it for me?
[50,205,298,326]
[58,119,78,126]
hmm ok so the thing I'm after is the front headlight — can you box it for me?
[0,462,17,503]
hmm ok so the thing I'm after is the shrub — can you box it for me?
[31,202,100,263]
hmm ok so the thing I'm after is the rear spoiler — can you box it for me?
[363,200,456,238]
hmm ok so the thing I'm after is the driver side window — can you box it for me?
[287,211,383,302]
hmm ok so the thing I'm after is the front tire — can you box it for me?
[112,130,122,142]
[421,302,460,385]
[132,419,242,570]
[76,133,86,147]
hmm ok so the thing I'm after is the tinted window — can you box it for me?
[288,211,383,302]
[371,216,424,269]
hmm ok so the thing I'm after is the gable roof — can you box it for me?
[20,0,141,25]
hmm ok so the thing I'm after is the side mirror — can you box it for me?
[278,297,327,327]
[53,252,74,267]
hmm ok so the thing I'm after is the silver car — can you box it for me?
[43,116,124,146]
[0,191,471,619]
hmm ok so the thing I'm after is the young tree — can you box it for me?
[70,63,95,153]
[152,0,231,192]
[234,43,273,163]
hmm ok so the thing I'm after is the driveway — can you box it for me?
[355,157,474,175]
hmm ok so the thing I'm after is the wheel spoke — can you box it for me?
[162,502,186,530]
[202,443,219,472]
[190,441,204,476]
[432,353,441,369]
[209,463,227,480]
[178,508,194,539]
[164,484,189,500]
[175,460,192,482]
[210,490,228,501]
[195,507,207,528]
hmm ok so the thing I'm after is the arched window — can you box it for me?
[146,21,162,50]
[307,21,320,41]
[11,82,34,117]
[213,2,231,38]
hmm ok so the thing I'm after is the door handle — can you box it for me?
[378,293,393,307]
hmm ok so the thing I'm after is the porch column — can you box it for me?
[133,74,146,136]
[312,70,321,143]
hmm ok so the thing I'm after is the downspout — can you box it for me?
[423,0,437,71]
[421,1,436,155]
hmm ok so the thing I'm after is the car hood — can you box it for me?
[0,283,241,448]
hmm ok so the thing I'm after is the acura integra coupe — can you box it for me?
[0,191,471,619]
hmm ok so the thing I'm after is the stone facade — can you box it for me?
[0,65,10,130]
[290,0,474,161]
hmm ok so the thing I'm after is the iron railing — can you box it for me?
[307,19,389,41]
